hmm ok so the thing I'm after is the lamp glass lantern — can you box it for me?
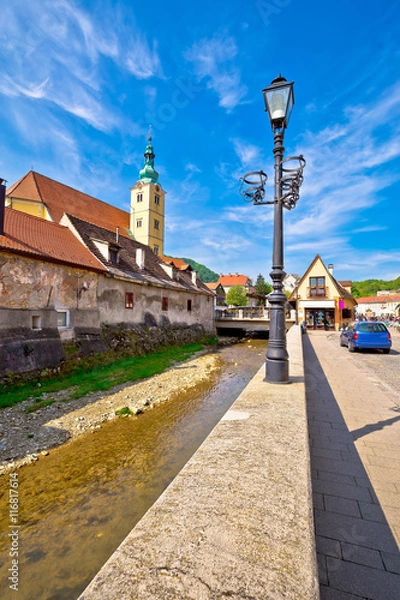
[262,75,294,129]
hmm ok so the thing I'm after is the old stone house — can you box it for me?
[0,140,215,376]
[0,207,107,375]
[61,213,215,333]
[0,206,214,376]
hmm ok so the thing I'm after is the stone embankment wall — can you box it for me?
[101,322,207,356]
[0,320,208,379]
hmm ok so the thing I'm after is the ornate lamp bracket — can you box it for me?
[240,154,305,209]
[239,170,269,204]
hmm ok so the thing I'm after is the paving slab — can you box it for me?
[304,331,400,598]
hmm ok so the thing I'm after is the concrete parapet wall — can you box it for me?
[0,308,65,376]
[80,325,319,599]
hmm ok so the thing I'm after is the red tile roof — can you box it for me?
[218,274,251,287]
[0,208,106,272]
[357,294,400,304]
[206,282,222,290]
[7,171,130,235]
[66,214,214,296]
[159,256,191,270]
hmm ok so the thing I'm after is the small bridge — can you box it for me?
[215,307,295,334]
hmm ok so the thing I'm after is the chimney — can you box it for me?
[191,270,197,286]
[136,248,145,269]
[328,264,334,276]
[0,178,6,236]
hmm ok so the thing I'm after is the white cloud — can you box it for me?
[202,233,252,253]
[232,139,262,169]
[185,34,248,111]
[125,36,163,79]
[334,249,400,281]
[185,163,202,174]
[0,76,49,100]
[223,205,273,226]
[352,225,387,233]
[0,0,163,134]
[290,82,400,245]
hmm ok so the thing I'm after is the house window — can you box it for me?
[162,296,168,311]
[137,193,143,202]
[31,315,41,330]
[109,247,119,264]
[154,219,160,230]
[136,219,143,228]
[125,292,134,309]
[187,299,192,312]
[153,245,159,255]
[57,311,69,328]
[155,194,160,205]
[309,276,326,297]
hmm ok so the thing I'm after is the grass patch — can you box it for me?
[0,342,205,410]
[115,406,133,416]
[25,398,56,413]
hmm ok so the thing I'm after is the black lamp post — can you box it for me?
[240,75,305,384]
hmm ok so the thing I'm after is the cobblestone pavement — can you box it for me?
[304,330,400,600]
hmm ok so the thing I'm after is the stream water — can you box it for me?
[0,339,267,600]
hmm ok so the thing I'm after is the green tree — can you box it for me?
[226,285,248,307]
[254,274,272,305]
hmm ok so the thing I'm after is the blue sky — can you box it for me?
[1,0,400,283]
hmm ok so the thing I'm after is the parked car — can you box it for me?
[340,321,392,353]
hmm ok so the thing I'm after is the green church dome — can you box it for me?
[139,134,159,184]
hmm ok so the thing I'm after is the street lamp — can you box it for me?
[240,75,305,384]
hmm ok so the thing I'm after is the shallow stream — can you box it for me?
[0,339,267,599]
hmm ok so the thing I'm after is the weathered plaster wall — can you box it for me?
[97,276,215,334]
[0,252,98,310]
[0,253,101,375]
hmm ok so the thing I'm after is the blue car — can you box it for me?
[340,321,392,353]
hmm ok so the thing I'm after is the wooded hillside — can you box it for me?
[180,258,219,283]
[352,276,400,298]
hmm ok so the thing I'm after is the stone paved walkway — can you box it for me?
[304,331,400,599]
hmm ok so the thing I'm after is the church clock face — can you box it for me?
[137,182,143,189]
[155,184,160,192]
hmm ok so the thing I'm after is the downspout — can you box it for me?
[0,178,6,236]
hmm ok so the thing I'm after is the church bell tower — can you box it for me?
[130,132,166,256]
